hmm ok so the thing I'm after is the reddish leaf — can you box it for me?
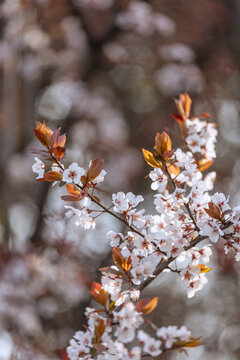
[61,195,80,202]
[54,146,65,160]
[86,158,104,183]
[163,149,175,161]
[93,319,106,344]
[90,282,102,299]
[112,247,131,272]
[172,113,184,124]
[136,297,158,314]
[98,289,108,308]
[199,112,211,119]
[66,184,81,196]
[175,92,192,118]
[44,171,63,182]
[61,184,82,201]
[198,158,213,172]
[33,121,53,147]
[61,350,70,360]
[58,134,66,147]
[51,128,61,148]
[90,282,108,308]
[142,149,162,168]
[154,132,172,156]
[168,163,180,176]
[204,202,221,220]
[112,247,124,268]
[51,128,66,149]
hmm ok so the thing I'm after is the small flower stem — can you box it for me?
[144,318,158,331]
[167,266,180,274]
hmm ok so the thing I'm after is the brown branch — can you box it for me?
[138,234,208,291]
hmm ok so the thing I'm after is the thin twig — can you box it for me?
[167,266,180,274]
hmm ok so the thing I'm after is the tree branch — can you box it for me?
[138,220,233,291]
[138,234,208,291]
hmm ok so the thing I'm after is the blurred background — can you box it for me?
[1,0,240,359]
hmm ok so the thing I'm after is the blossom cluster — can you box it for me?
[184,117,217,161]
[173,93,217,164]
[32,123,106,231]
[31,93,240,359]
[67,301,197,360]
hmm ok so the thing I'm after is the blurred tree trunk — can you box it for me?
[225,0,240,72]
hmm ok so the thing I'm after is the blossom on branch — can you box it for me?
[62,162,85,185]
[112,192,144,214]
[32,156,45,179]
[31,93,240,360]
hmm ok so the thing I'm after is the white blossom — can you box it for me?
[93,168,107,185]
[112,192,143,213]
[102,277,122,302]
[64,205,95,230]
[200,221,224,243]
[157,325,191,348]
[107,231,123,247]
[149,168,167,192]
[62,162,85,185]
[32,157,45,179]
[112,192,129,213]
